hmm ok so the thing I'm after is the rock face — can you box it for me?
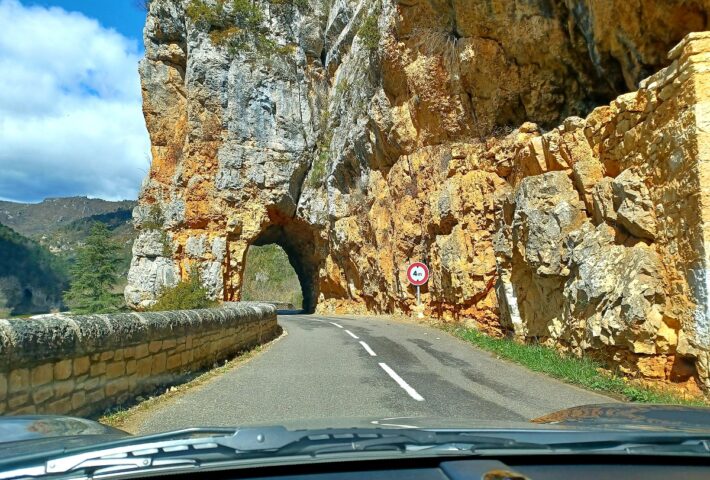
[496,33,710,387]
[128,0,710,390]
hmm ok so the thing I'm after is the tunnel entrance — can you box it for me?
[241,222,321,313]
[242,244,303,309]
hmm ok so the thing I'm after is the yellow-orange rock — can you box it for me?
[127,0,710,392]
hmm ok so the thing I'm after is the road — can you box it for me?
[130,313,612,434]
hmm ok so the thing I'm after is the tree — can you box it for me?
[63,223,124,314]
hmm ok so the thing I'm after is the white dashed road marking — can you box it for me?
[330,320,422,401]
[359,341,377,356]
[378,362,425,401]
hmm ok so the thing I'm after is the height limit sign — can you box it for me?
[407,262,429,307]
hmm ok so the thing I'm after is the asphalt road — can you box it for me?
[131,313,612,434]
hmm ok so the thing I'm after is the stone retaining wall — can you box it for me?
[0,304,279,417]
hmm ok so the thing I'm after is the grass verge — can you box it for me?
[443,325,707,407]
[99,330,285,431]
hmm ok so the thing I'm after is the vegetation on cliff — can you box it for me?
[186,0,305,55]
[149,269,218,311]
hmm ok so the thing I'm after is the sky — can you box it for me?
[0,0,151,203]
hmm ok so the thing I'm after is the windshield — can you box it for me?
[2,0,710,469]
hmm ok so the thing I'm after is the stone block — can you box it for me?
[86,388,105,405]
[54,379,75,399]
[12,405,36,415]
[9,369,29,394]
[100,351,114,361]
[166,354,182,370]
[82,376,99,391]
[162,339,177,350]
[54,360,73,381]
[8,393,29,409]
[31,364,53,387]
[136,357,152,376]
[47,397,72,415]
[126,359,137,375]
[90,362,106,377]
[181,351,191,366]
[106,362,125,379]
[32,385,54,405]
[71,391,86,410]
[152,353,167,375]
[135,344,150,359]
[73,356,90,376]
[0,374,6,398]
[105,378,128,398]
[149,340,162,353]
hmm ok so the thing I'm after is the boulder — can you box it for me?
[611,169,657,240]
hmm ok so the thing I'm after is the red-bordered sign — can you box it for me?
[407,262,430,286]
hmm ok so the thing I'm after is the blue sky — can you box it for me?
[25,0,146,44]
[0,0,151,203]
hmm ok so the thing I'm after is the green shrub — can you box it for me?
[358,11,380,51]
[149,269,218,311]
[142,204,164,230]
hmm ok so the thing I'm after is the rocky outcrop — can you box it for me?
[128,0,710,391]
[496,33,710,388]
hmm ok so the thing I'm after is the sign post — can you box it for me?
[406,262,430,311]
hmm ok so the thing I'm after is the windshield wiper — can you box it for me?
[4,428,710,479]
[0,427,545,479]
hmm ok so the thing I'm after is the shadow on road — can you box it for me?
[277,309,307,315]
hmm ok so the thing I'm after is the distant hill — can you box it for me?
[0,197,136,237]
[0,197,138,316]
[0,223,70,317]
[42,209,137,277]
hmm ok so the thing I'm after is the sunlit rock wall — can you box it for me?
[495,33,710,389]
[128,0,710,390]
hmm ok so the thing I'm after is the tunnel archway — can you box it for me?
[242,244,303,309]
[244,222,321,313]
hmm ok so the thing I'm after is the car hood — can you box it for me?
[1,403,710,455]
[0,416,128,458]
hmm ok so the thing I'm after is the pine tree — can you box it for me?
[63,223,124,314]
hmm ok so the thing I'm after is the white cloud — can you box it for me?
[0,0,150,202]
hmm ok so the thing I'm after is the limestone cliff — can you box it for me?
[127,0,710,390]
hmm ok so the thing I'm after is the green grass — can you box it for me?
[444,325,707,406]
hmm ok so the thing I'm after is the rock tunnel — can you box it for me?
[244,221,322,313]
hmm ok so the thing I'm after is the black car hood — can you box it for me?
[1,403,710,456]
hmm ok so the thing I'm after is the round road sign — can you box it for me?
[407,262,429,286]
